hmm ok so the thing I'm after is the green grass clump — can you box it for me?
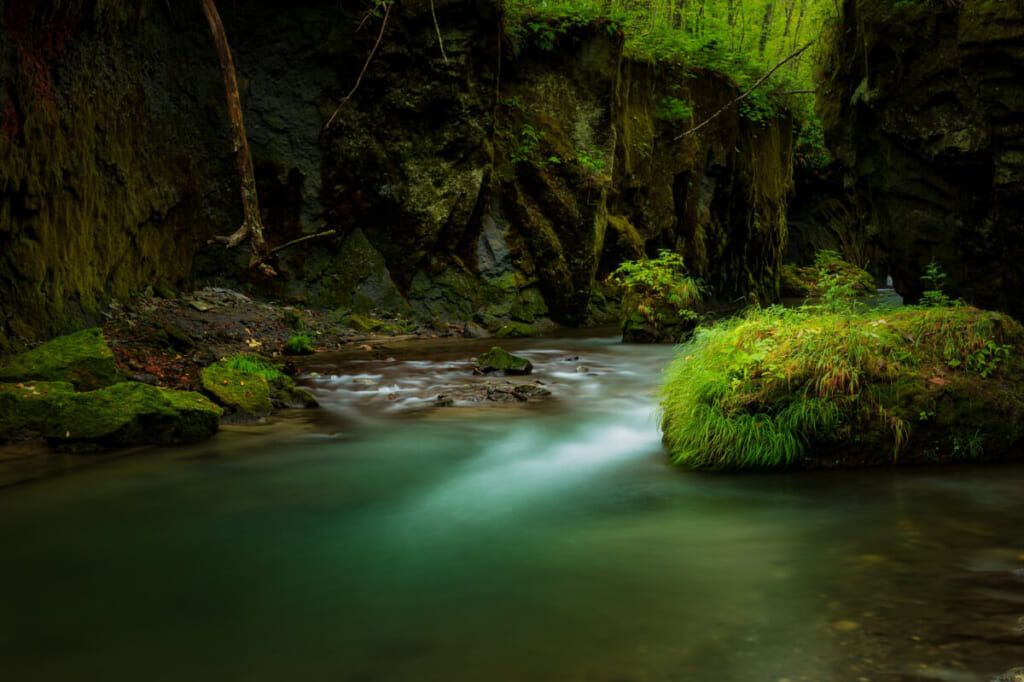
[660,290,1024,470]
[283,334,314,356]
[222,354,284,381]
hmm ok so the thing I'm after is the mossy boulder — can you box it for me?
[661,304,1024,470]
[268,375,319,410]
[0,381,221,446]
[200,365,274,418]
[476,347,533,375]
[0,328,119,391]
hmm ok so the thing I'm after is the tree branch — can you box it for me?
[324,1,392,131]
[430,0,449,64]
[200,0,267,265]
[676,40,816,140]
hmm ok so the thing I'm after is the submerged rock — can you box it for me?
[0,381,221,447]
[0,328,119,391]
[475,347,533,376]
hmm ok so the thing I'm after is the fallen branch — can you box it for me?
[676,40,815,140]
[324,1,392,130]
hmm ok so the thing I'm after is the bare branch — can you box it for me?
[324,1,392,131]
[676,40,815,140]
[430,0,449,64]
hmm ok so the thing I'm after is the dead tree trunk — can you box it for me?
[200,0,268,268]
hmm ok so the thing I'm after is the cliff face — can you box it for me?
[0,0,796,346]
[819,0,1024,310]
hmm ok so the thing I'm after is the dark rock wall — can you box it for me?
[819,0,1024,310]
[0,0,796,346]
[610,61,795,307]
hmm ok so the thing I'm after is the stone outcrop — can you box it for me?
[819,0,1024,312]
[0,0,797,345]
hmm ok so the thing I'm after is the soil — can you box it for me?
[99,288,458,391]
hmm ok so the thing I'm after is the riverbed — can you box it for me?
[1,333,1022,681]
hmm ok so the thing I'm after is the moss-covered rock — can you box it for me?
[0,381,221,446]
[200,365,274,418]
[661,303,1024,470]
[476,347,533,375]
[345,314,404,335]
[494,322,537,339]
[0,328,119,391]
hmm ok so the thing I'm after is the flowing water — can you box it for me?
[1,333,1023,682]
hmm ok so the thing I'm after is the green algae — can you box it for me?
[0,328,119,390]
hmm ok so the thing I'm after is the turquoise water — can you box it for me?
[1,335,1023,681]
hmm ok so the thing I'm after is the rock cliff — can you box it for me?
[0,0,796,346]
[819,0,1024,311]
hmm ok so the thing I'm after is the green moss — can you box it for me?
[495,322,537,338]
[0,381,221,446]
[346,314,403,335]
[660,302,1024,470]
[0,328,119,390]
[200,364,273,417]
[477,347,534,375]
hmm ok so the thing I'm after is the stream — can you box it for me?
[1,332,1023,681]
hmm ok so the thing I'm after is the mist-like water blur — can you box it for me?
[1,333,1023,682]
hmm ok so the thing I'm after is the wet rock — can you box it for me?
[268,375,318,410]
[0,328,120,391]
[475,347,533,376]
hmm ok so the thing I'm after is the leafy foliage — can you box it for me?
[608,250,704,330]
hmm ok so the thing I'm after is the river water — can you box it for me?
[1,333,1023,681]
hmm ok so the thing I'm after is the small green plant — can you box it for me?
[952,431,984,460]
[608,250,704,329]
[655,96,693,123]
[967,340,1011,378]
[739,89,776,124]
[575,149,606,176]
[283,334,314,356]
[511,123,543,164]
[920,258,952,307]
